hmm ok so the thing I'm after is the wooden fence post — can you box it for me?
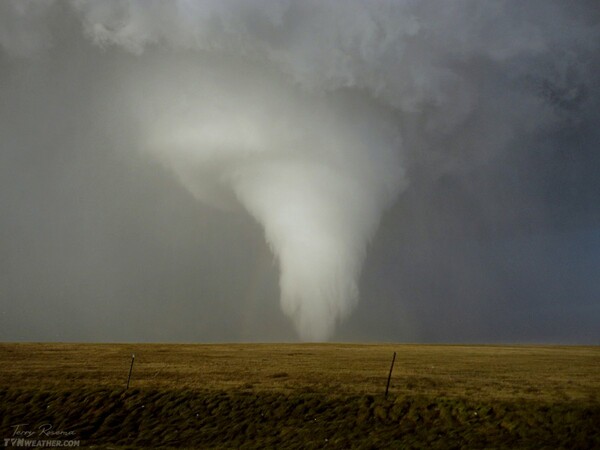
[126,354,135,390]
[385,351,396,399]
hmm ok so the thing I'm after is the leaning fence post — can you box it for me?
[126,354,135,390]
[385,351,396,399]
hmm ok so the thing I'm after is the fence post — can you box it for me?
[385,351,396,399]
[126,354,135,390]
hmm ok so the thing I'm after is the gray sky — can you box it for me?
[1,1,599,343]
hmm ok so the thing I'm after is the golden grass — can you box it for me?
[1,343,598,403]
[1,343,598,448]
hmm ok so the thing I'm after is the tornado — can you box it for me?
[139,63,404,340]
[2,0,597,341]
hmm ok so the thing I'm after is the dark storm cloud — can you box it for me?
[0,1,598,342]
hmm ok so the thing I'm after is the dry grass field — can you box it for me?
[0,343,598,448]
[1,343,598,402]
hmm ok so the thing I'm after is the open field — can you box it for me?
[0,343,598,448]
[1,343,599,402]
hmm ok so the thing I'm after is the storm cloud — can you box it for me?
[1,1,599,342]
